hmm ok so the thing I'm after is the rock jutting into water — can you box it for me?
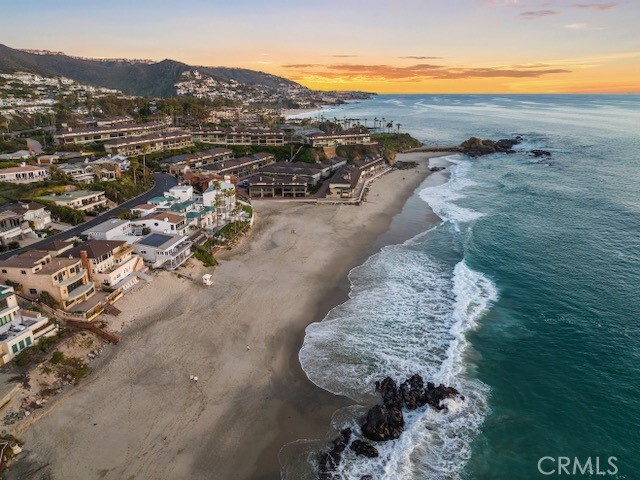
[317,374,464,478]
[459,136,523,157]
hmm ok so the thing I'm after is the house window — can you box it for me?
[18,340,25,350]
[11,344,18,354]
[1,269,6,274]
[29,289,37,294]
[21,270,27,275]
[0,315,10,326]
[26,337,32,346]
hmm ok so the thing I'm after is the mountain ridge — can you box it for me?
[0,44,301,97]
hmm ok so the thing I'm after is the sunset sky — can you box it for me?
[1,0,639,93]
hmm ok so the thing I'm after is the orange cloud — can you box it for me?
[282,62,571,81]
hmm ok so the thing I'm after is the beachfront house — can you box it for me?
[66,240,144,291]
[0,284,57,365]
[132,233,193,270]
[132,213,189,236]
[202,177,236,224]
[0,250,96,311]
[247,174,309,198]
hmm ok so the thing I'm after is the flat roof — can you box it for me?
[83,219,130,233]
[137,233,184,250]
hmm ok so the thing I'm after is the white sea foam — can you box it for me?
[297,159,496,479]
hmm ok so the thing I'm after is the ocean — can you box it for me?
[286,95,640,479]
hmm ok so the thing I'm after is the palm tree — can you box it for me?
[396,123,402,133]
[141,145,150,183]
[373,117,378,130]
[386,121,393,133]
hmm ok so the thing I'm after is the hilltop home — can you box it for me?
[132,233,193,270]
[82,219,133,240]
[0,164,49,184]
[57,163,96,183]
[0,284,57,365]
[1,202,52,231]
[66,240,144,290]
[0,250,96,311]
[104,131,193,156]
[36,190,107,212]
[202,177,237,223]
[0,209,35,245]
[53,121,166,145]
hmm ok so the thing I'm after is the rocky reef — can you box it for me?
[318,374,464,479]
[459,136,550,158]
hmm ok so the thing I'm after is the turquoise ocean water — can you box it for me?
[291,95,640,479]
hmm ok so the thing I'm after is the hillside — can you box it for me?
[0,44,300,97]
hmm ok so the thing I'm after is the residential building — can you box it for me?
[0,284,57,365]
[53,121,166,145]
[326,166,361,199]
[301,129,372,147]
[161,147,233,170]
[1,202,52,231]
[182,172,238,193]
[36,190,107,212]
[166,185,194,203]
[132,212,189,236]
[67,240,144,291]
[132,233,193,270]
[0,209,35,245]
[204,153,275,178]
[104,130,193,156]
[193,127,285,146]
[0,250,96,311]
[82,219,133,240]
[248,174,310,198]
[202,177,236,223]
[0,164,49,184]
[0,150,32,161]
[57,163,96,183]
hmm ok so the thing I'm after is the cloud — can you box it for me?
[281,62,571,81]
[564,23,589,29]
[398,56,444,60]
[573,2,618,10]
[519,10,558,18]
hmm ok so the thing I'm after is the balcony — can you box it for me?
[66,281,95,302]
[58,268,87,288]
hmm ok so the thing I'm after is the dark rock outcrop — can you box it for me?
[351,440,379,458]
[459,136,553,160]
[424,382,464,410]
[318,428,354,479]
[430,166,445,172]
[318,374,464,478]
[400,374,427,410]
[530,149,551,157]
[362,377,405,441]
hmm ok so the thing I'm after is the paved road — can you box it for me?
[0,172,178,260]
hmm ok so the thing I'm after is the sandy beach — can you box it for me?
[8,155,447,480]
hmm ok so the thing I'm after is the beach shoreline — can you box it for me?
[8,153,449,480]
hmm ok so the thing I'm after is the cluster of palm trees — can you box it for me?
[317,114,402,134]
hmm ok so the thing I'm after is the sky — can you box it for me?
[1,0,639,93]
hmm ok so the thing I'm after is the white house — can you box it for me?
[166,185,194,202]
[202,177,236,225]
[0,284,57,365]
[132,213,188,236]
[82,219,133,240]
[132,233,193,270]
[0,164,49,184]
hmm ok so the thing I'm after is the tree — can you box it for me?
[386,121,393,133]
